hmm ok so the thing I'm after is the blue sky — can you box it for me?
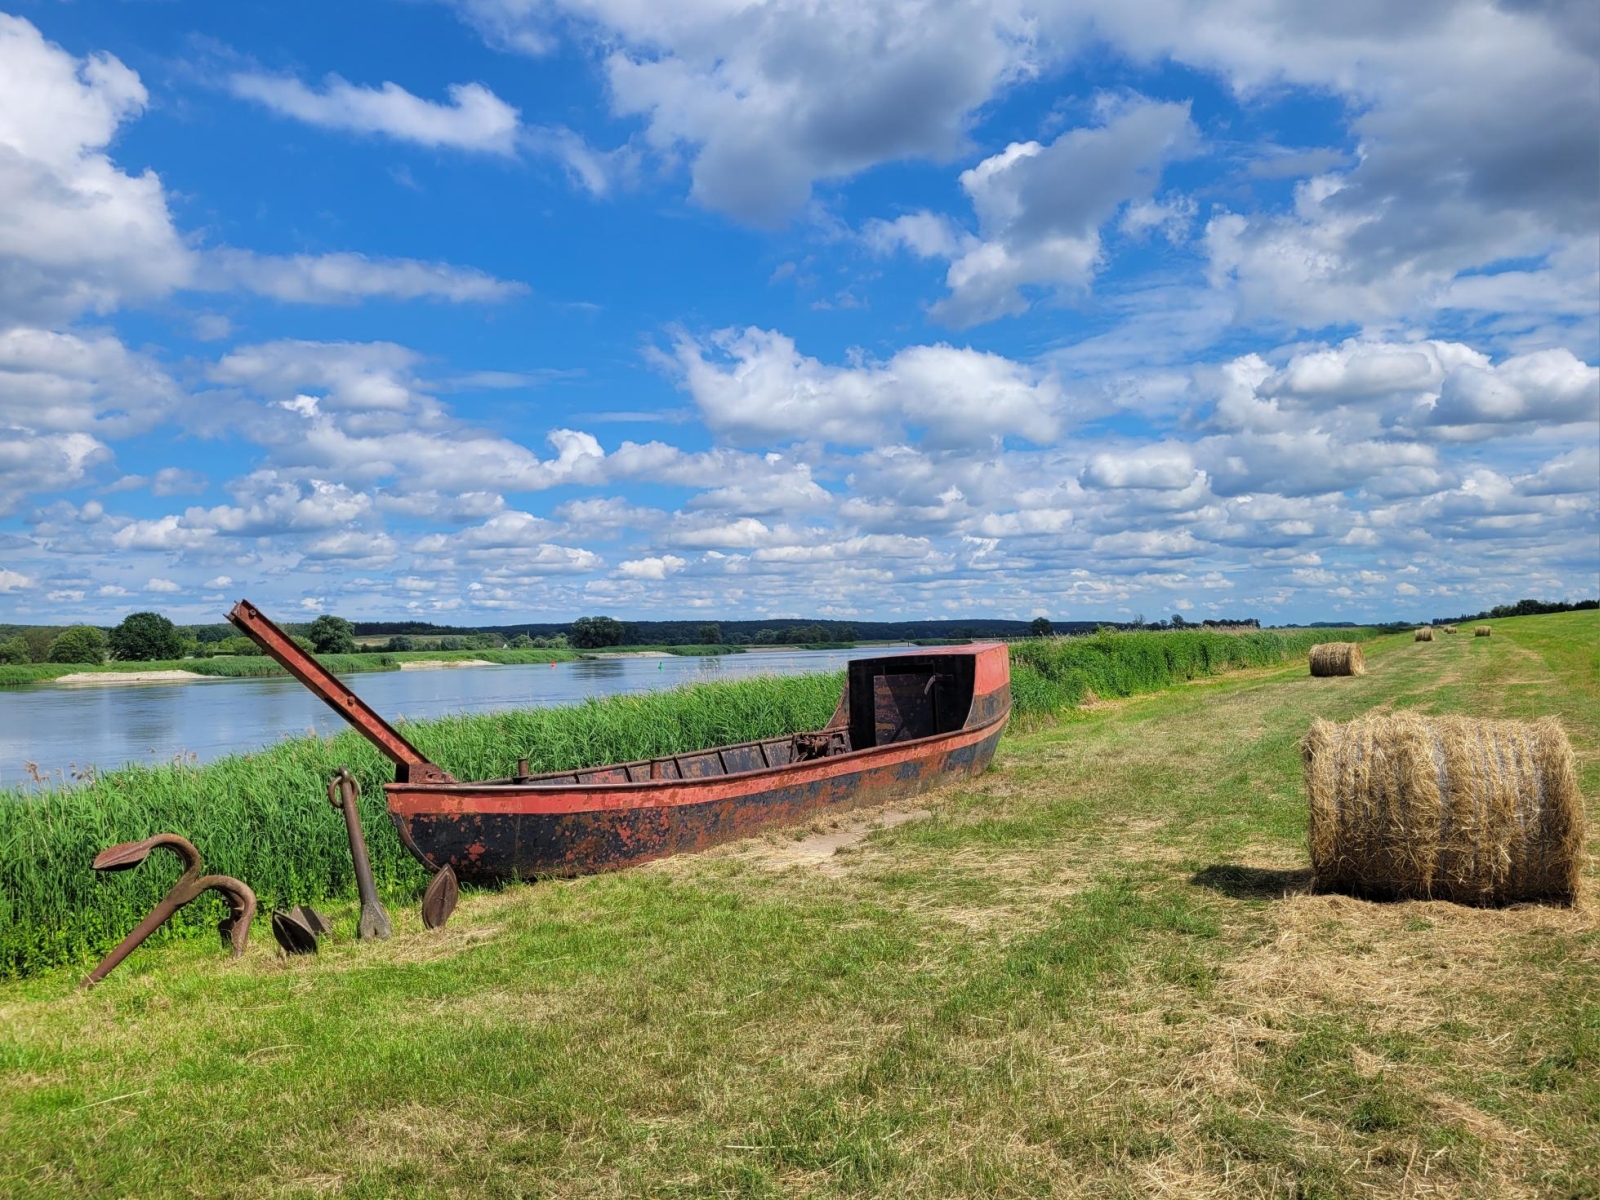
[0,0,1595,627]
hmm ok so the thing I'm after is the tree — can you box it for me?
[1170,613,1186,629]
[1029,617,1054,638]
[508,634,533,649]
[20,627,54,663]
[307,614,357,655]
[108,611,184,662]
[696,623,721,645]
[47,626,107,664]
[384,635,416,652]
[569,616,626,649]
[0,637,30,665]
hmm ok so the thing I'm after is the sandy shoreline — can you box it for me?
[398,658,496,670]
[52,670,211,685]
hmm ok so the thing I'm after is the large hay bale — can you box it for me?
[1309,642,1365,677]
[1304,714,1586,905]
[1475,625,1493,637]
[1414,627,1435,642]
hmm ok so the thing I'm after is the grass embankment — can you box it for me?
[0,614,1592,1195]
[2,616,1593,1194]
[0,627,1355,980]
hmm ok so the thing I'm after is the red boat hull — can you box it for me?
[386,714,1006,881]
[223,601,1011,885]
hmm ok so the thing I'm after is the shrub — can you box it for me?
[0,637,30,665]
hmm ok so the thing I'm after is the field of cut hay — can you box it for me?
[0,611,1594,1198]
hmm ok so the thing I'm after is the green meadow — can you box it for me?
[4,616,1591,1196]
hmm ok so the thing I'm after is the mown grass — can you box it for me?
[1007,625,1373,723]
[0,612,1593,1196]
[0,628,1347,980]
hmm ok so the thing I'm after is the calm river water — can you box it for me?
[0,647,906,788]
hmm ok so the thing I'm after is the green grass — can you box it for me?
[1006,625,1375,722]
[0,611,1593,1195]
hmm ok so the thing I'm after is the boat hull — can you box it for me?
[386,714,1006,881]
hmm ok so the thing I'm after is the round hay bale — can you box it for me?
[1309,642,1365,677]
[1475,625,1493,637]
[1443,625,1458,634]
[1304,713,1587,905]
[1414,627,1435,642]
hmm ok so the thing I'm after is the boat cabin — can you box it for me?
[510,651,984,787]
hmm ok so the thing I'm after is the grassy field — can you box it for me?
[1,613,1593,1197]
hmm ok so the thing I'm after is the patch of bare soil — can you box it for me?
[398,659,495,670]
[737,805,932,876]
[51,670,208,685]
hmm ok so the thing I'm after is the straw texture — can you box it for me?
[1304,713,1587,905]
[1414,628,1435,642]
[1308,642,1365,677]
[1475,626,1493,637]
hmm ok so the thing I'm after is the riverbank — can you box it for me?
[2,614,1590,1196]
[50,669,211,685]
[0,626,1368,978]
[0,646,580,687]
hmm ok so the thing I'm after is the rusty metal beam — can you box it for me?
[227,599,450,781]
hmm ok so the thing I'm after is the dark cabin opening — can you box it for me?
[846,655,975,748]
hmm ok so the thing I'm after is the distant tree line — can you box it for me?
[1432,597,1597,625]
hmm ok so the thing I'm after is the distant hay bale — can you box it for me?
[1309,642,1365,677]
[1475,626,1493,637]
[1443,625,1458,634]
[1304,713,1586,906]
[1414,627,1435,642]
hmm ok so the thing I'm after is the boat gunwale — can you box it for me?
[385,701,1011,799]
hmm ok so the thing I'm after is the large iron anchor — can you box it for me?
[328,768,392,941]
[82,834,256,988]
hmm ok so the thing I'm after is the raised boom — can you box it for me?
[226,599,452,782]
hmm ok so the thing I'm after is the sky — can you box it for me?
[0,0,1596,629]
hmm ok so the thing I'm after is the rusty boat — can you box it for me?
[228,600,1010,882]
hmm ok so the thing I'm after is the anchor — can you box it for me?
[328,768,392,941]
[81,834,256,988]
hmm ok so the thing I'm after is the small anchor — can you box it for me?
[328,769,392,941]
[82,834,256,988]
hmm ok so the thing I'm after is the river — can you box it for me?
[0,647,907,789]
